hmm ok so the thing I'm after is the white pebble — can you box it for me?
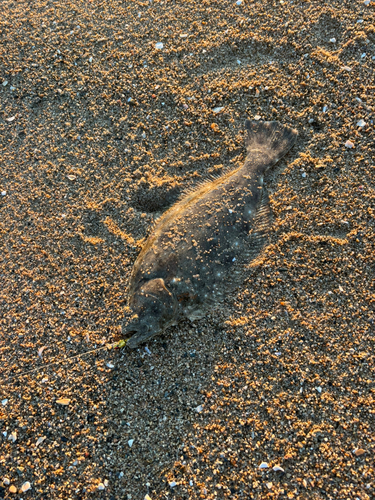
[169,481,177,488]
[273,465,285,472]
[144,346,151,355]
[361,53,366,58]
[236,0,243,4]
[345,140,354,148]
[145,495,152,500]
[316,386,322,393]
[180,34,188,38]
[329,38,336,43]
[97,483,105,490]
[20,482,31,493]
[128,439,134,447]
[357,119,366,128]
[106,362,115,369]
[302,172,307,178]
[89,56,93,63]
[195,405,203,413]
[155,42,163,50]
[322,105,327,112]
[104,479,109,487]
[2,80,8,86]
[36,436,46,447]
[237,59,241,64]
[213,106,224,114]
[259,462,269,469]
[3,478,10,485]
[8,431,17,443]
[6,116,16,122]
[364,0,370,5]
[254,115,261,121]
[342,65,352,71]
[1,398,8,405]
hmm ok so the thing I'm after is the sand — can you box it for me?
[0,0,374,498]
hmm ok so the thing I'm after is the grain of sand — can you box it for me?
[0,0,374,499]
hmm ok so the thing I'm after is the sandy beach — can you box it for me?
[1,0,374,498]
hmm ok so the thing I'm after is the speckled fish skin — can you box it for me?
[123,120,298,348]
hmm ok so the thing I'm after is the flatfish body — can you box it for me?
[123,120,298,347]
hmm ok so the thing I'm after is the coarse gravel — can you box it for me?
[0,0,374,499]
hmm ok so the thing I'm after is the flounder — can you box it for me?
[123,120,298,348]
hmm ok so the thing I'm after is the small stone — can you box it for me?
[301,172,307,178]
[237,59,241,64]
[6,116,16,122]
[266,482,273,489]
[20,482,31,493]
[273,465,285,472]
[353,448,366,456]
[106,362,115,369]
[97,482,105,490]
[89,56,93,62]
[342,65,352,71]
[213,107,224,114]
[2,80,8,86]
[66,175,76,181]
[155,42,163,50]
[364,0,370,5]
[169,481,177,488]
[329,38,336,43]
[316,386,322,393]
[345,140,354,148]
[259,462,269,469]
[8,431,17,443]
[357,119,366,128]
[195,405,203,413]
[36,436,46,447]
[145,495,152,500]
[128,439,134,447]
[180,34,188,38]
[56,398,71,405]
[9,485,17,494]
[104,479,109,487]
[3,478,10,485]
[1,398,8,405]
[236,0,243,4]
[254,115,261,121]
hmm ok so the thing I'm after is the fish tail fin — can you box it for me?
[245,120,298,163]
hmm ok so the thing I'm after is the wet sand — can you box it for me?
[0,0,374,498]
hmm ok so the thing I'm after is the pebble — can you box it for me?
[353,448,366,456]
[3,478,10,485]
[2,80,8,86]
[345,140,354,148]
[180,34,188,38]
[66,174,76,181]
[36,436,46,447]
[236,0,243,5]
[6,116,16,122]
[254,115,261,121]
[155,42,163,50]
[145,495,152,500]
[106,362,115,369]
[363,0,370,5]
[273,465,285,472]
[9,485,17,494]
[329,38,336,43]
[195,405,203,413]
[56,398,71,405]
[259,462,269,469]
[97,482,105,490]
[1,398,8,405]
[8,431,17,443]
[169,481,177,487]
[212,106,224,114]
[316,386,322,393]
[128,439,134,447]
[20,481,31,493]
[356,119,366,128]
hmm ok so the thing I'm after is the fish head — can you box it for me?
[123,278,177,348]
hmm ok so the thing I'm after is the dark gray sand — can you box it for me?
[0,0,374,499]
